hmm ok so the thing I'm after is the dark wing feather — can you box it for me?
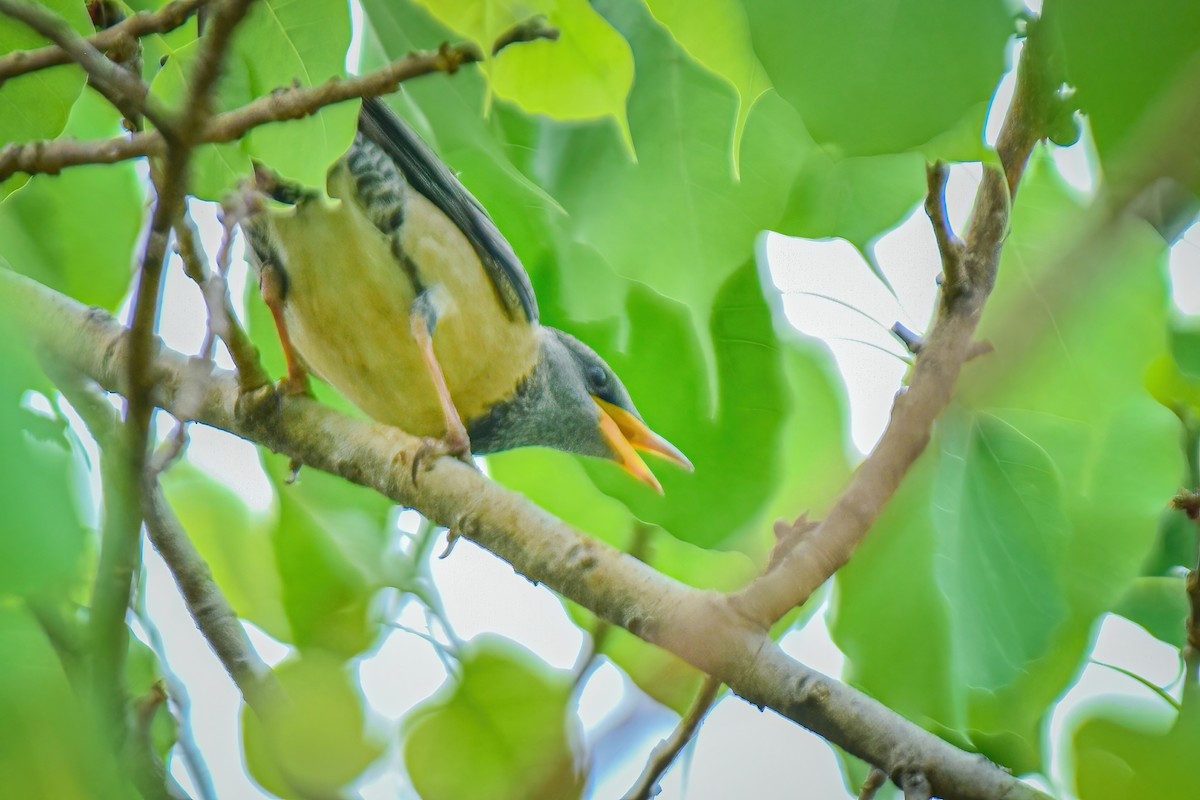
[358,97,538,324]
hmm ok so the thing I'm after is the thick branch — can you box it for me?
[0,0,206,84]
[0,267,1048,800]
[0,21,558,181]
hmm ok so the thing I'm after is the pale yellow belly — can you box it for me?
[268,192,538,438]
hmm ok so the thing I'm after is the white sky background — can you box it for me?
[104,8,1200,800]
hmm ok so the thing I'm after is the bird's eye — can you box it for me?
[587,365,608,390]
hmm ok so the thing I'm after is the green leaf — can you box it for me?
[0,321,88,599]
[643,0,771,169]
[532,0,805,340]
[412,0,634,145]
[159,465,292,642]
[830,455,961,732]
[404,637,584,800]
[0,92,142,310]
[0,0,91,144]
[263,456,387,657]
[776,149,926,249]
[934,413,1071,692]
[150,38,254,201]
[1046,0,1200,176]
[243,652,384,798]
[0,605,131,800]
[233,0,358,188]
[1073,701,1200,799]
[743,0,1013,158]
[1113,576,1189,649]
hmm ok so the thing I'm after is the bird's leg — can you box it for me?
[258,263,313,399]
[410,291,474,482]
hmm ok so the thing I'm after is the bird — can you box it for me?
[243,96,691,492]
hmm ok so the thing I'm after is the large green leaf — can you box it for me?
[933,412,1071,693]
[1073,700,1200,800]
[242,652,384,798]
[159,465,292,642]
[1046,0,1200,178]
[411,0,634,144]
[830,455,961,733]
[643,0,771,169]
[0,0,91,145]
[533,0,804,340]
[1113,576,1189,649]
[404,637,584,800]
[263,455,388,658]
[0,317,89,599]
[0,92,141,310]
[233,0,357,188]
[743,0,1013,158]
[0,605,130,800]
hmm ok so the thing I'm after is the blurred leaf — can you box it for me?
[743,0,1013,157]
[643,0,771,168]
[159,465,292,642]
[0,605,130,800]
[1140,510,1197,577]
[1046,0,1200,176]
[0,321,88,599]
[1113,576,1189,649]
[0,92,141,310]
[404,637,584,800]
[831,455,961,731]
[933,412,1071,692]
[263,456,387,657]
[1073,700,1200,799]
[243,652,383,798]
[0,0,90,146]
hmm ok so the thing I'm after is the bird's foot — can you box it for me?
[278,371,314,399]
[411,425,474,485]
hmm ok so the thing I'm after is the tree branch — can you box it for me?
[623,675,722,800]
[0,19,559,181]
[0,266,1049,800]
[0,0,207,85]
[726,16,1058,630]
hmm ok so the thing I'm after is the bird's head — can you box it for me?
[467,328,693,492]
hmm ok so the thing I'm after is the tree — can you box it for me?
[1,0,1197,798]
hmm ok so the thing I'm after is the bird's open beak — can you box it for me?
[594,397,693,494]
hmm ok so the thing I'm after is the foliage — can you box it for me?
[0,0,1197,798]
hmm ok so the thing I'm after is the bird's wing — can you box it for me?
[358,97,539,324]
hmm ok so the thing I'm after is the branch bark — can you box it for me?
[0,267,1049,800]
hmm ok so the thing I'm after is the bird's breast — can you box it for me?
[267,190,539,438]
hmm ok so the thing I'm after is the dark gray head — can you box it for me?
[467,328,691,491]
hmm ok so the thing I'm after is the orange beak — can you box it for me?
[594,398,693,494]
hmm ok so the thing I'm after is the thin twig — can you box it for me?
[0,0,207,84]
[0,0,174,133]
[924,162,964,295]
[0,19,559,181]
[174,210,270,392]
[623,676,723,800]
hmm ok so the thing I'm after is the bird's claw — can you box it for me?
[411,430,475,486]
